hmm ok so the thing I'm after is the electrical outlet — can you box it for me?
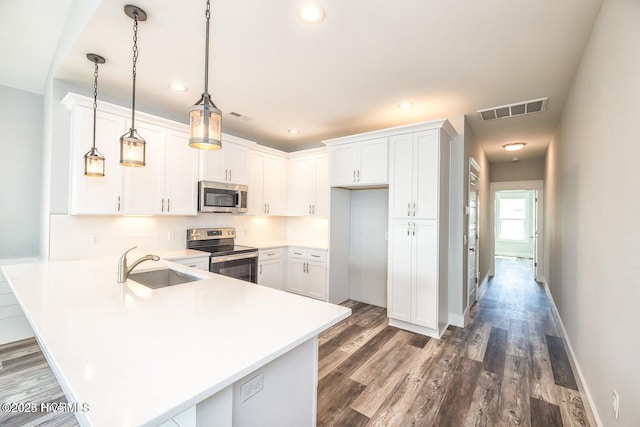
[241,372,264,402]
[612,389,619,419]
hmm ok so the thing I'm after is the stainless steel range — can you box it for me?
[186,227,258,283]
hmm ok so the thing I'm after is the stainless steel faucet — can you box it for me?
[117,246,160,283]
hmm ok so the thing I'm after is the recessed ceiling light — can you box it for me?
[503,142,526,151]
[397,102,414,110]
[169,82,188,92]
[297,4,325,24]
[288,129,300,134]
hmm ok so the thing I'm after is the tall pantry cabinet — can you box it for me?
[387,120,455,338]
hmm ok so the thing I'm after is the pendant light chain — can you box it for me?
[131,11,139,128]
[204,0,210,94]
[92,61,99,150]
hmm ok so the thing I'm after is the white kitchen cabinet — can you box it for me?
[286,248,327,300]
[68,106,127,214]
[63,93,198,216]
[169,256,210,271]
[387,120,455,338]
[329,137,388,187]
[288,153,329,216]
[258,248,285,289]
[0,272,34,345]
[200,139,248,185]
[248,150,287,215]
[387,218,438,329]
[388,130,439,219]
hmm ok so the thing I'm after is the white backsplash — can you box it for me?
[286,216,329,243]
[49,214,291,260]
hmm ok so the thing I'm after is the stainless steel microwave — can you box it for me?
[198,181,248,213]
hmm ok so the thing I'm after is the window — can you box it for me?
[498,197,527,241]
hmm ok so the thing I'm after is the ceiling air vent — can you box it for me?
[227,112,253,121]
[477,97,548,121]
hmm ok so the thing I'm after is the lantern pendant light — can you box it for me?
[120,5,147,167]
[189,0,222,150]
[84,53,106,177]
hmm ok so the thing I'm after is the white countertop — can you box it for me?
[238,240,328,251]
[1,258,349,427]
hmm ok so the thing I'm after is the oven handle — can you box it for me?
[211,252,258,263]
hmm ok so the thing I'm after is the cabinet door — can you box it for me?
[359,137,388,185]
[123,121,166,215]
[225,143,248,184]
[199,147,226,182]
[413,220,438,329]
[287,258,308,295]
[164,130,198,215]
[306,262,327,300]
[247,151,266,215]
[70,108,126,214]
[387,219,413,322]
[288,157,314,215]
[388,134,414,218]
[330,144,358,186]
[413,130,439,219]
[263,154,287,215]
[313,155,329,216]
[258,258,283,290]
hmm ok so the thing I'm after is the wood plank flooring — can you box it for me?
[0,257,591,427]
[317,257,592,426]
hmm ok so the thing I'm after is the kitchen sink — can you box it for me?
[129,268,204,289]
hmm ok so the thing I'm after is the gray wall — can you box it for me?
[545,0,640,424]
[490,158,545,182]
[0,85,43,258]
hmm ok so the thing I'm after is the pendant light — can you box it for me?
[189,0,222,150]
[120,5,147,166]
[84,53,106,177]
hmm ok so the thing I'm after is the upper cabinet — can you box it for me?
[328,137,388,187]
[288,152,329,216]
[248,149,287,215]
[63,93,198,216]
[199,138,248,185]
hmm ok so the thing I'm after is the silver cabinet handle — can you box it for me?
[357,170,360,182]
[225,169,228,181]
[353,170,356,182]
[309,205,312,214]
[312,204,315,215]
[266,252,276,256]
[161,198,165,212]
[264,203,267,213]
[412,222,416,236]
[408,222,411,235]
[229,170,232,181]
[267,203,270,214]
[412,202,416,216]
[408,203,411,217]
[167,199,170,212]
[260,264,263,275]
[117,196,121,212]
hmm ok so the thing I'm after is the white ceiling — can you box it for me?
[3,0,603,161]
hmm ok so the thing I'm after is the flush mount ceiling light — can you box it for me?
[119,5,147,167]
[397,102,414,110]
[84,53,106,177]
[169,82,188,92]
[288,129,300,134]
[503,142,527,151]
[297,4,325,24]
[189,0,222,150]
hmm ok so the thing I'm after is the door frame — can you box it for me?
[467,157,481,307]
[489,180,544,280]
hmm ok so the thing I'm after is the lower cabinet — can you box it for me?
[287,248,327,300]
[168,256,210,271]
[258,248,285,290]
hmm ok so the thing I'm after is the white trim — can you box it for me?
[322,118,456,146]
[449,313,464,328]
[542,280,602,427]
[489,180,544,277]
[388,318,448,339]
[477,273,489,299]
[286,147,328,158]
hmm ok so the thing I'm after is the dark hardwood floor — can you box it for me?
[317,257,592,426]
[0,257,592,427]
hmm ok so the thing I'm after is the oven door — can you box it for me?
[210,252,258,283]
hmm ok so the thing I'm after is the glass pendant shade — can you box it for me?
[84,147,105,176]
[189,95,222,150]
[119,130,146,167]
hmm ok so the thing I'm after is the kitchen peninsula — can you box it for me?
[2,256,350,426]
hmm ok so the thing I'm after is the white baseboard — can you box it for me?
[478,274,489,299]
[542,279,602,427]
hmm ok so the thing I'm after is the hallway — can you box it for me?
[316,257,592,426]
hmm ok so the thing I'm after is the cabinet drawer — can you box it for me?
[170,256,210,271]
[259,248,284,260]
[288,247,327,262]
